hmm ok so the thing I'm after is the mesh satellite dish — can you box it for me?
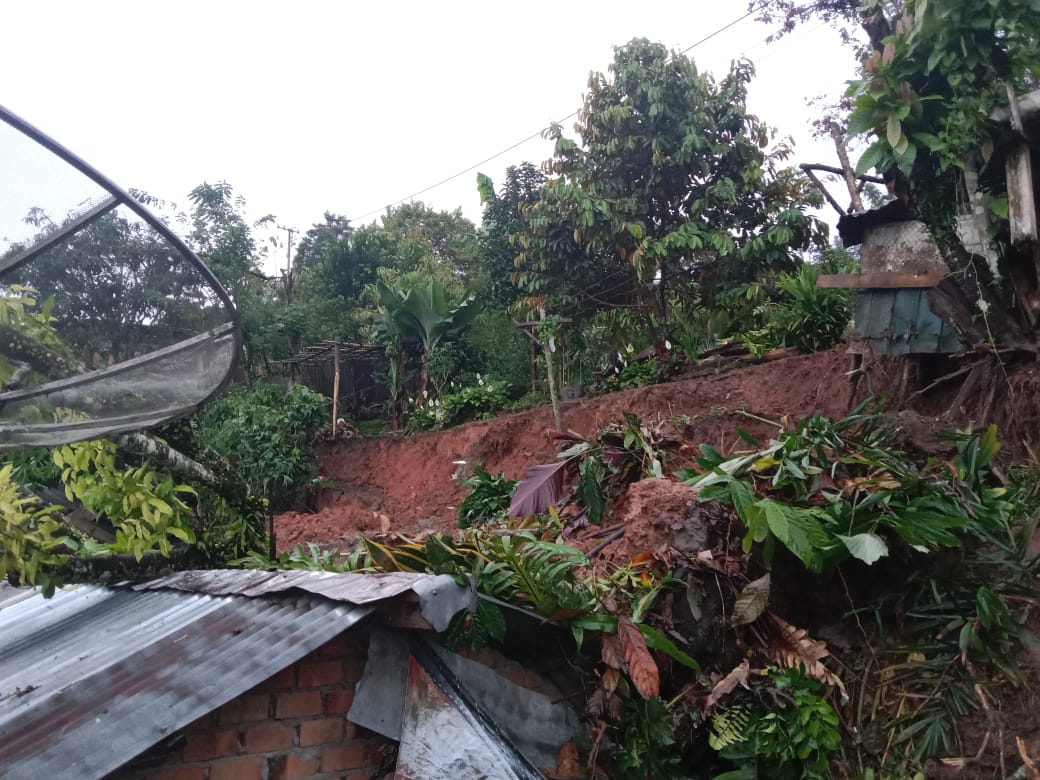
[0,105,239,450]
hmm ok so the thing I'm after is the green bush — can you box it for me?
[408,376,511,431]
[600,360,660,393]
[462,311,531,398]
[743,263,853,354]
[199,382,329,510]
[457,465,516,528]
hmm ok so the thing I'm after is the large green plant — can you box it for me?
[743,263,853,354]
[374,279,480,401]
[199,383,329,510]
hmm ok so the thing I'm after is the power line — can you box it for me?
[348,5,764,224]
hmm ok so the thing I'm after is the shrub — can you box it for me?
[457,465,516,528]
[408,376,511,431]
[743,263,853,355]
[199,382,329,509]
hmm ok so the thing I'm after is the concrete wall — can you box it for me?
[110,628,391,780]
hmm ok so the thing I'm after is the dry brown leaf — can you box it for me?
[732,573,771,625]
[768,614,847,697]
[601,634,627,671]
[602,666,621,695]
[551,741,582,779]
[618,617,660,699]
[705,659,752,713]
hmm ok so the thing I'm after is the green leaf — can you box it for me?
[836,533,889,564]
[637,623,700,670]
[887,114,903,148]
[576,457,606,525]
[855,140,888,177]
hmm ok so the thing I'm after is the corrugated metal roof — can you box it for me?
[0,569,471,780]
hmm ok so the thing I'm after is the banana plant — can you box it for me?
[374,280,480,402]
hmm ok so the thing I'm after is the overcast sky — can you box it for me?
[1,1,859,272]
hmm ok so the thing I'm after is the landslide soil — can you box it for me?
[276,347,863,551]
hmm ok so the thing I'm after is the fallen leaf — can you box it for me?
[601,667,621,695]
[618,617,660,698]
[768,614,846,697]
[551,741,582,779]
[731,574,771,625]
[705,659,751,713]
[601,634,627,671]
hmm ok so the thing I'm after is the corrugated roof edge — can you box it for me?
[129,569,475,632]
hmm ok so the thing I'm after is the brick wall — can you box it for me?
[110,628,391,780]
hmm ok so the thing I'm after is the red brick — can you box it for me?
[143,768,207,780]
[258,666,296,691]
[210,756,264,780]
[321,743,366,772]
[298,660,341,687]
[324,687,355,715]
[182,729,238,761]
[241,723,293,754]
[219,692,271,725]
[343,656,367,683]
[268,752,319,780]
[299,717,344,747]
[275,690,322,719]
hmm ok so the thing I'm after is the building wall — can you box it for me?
[110,628,391,780]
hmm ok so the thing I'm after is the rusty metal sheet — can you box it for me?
[394,641,542,780]
[0,569,468,780]
[853,288,961,355]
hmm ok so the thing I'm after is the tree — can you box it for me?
[516,39,825,344]
[293,212,353,272]
[476,163,546,306]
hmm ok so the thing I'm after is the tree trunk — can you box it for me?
[830,122,865,213]
[115,433,219,485]
[542,338,563,432]
[0,322,81,380]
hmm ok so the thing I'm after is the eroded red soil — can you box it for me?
[275,347,862,551]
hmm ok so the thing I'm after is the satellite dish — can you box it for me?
[0,105,240,450]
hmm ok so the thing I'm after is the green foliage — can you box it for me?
[848,0,1040,181]
[199,382,329,509]
[714,669,841,780]
[516,39,825,335]
[682,407,1007,572]
[742,263,853,354]
[0,463,68,592]
[54,440,197,561]
[7,448,61,486]
[409,376,512,431]
[444,598,507,651]
[457,466,516,528]
[462,310,533,395]
[617,695,689,779]
[600,359,660,392]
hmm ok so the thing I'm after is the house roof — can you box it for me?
[0,570,472,780]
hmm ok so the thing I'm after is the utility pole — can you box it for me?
[277,224,297,305]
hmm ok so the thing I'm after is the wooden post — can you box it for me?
[332,341,341,432]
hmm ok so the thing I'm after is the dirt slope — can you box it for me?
[275,347,861,551]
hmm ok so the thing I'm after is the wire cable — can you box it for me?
[348,4,765,224]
